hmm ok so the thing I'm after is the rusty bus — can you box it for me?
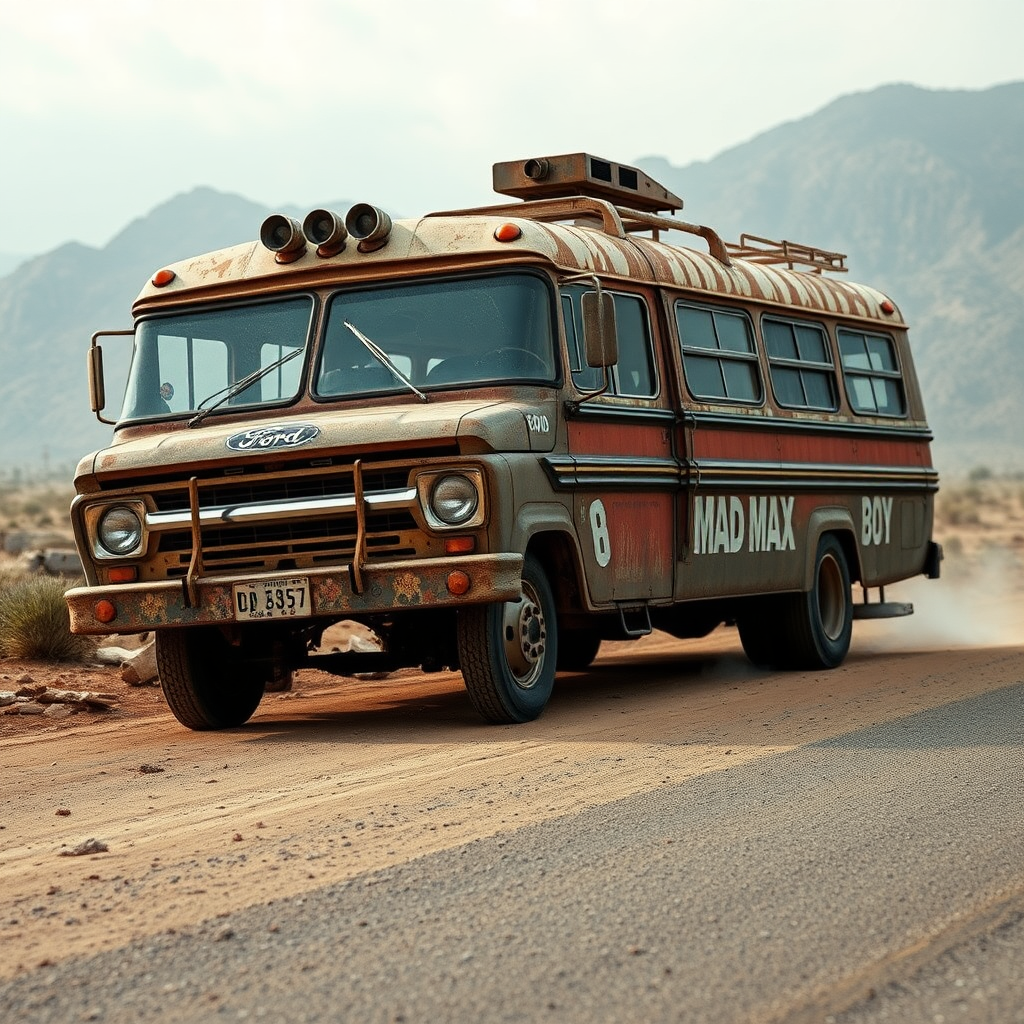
[67,153,942,730]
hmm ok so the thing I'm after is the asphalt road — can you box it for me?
[3,646,1023,1023]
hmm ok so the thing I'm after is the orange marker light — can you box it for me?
[108,566,138,583]
[494,223,522,242]
[444,536,476,555]
[152,268,176,287]
[879,299,895,315]
[446,570,471,596]
[95,600,117,623]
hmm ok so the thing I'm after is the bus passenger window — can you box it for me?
[837,329,907,416]
[610,294,656,398]
[762,318,838,412]
[561,287,655,396]
[562,293,603,392]
[676,303,761,403]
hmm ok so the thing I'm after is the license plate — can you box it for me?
[232,577,311,621]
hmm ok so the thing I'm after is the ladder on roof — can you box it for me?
[724,233,847,274]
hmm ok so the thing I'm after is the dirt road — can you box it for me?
[3,605,1022,993]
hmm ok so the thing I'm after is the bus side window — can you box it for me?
[562,292,603,392]
[676,302,761,403]
[610,294,657,398]
[562,286,657,398]
[837,329,907,416]
[762,318,838,411]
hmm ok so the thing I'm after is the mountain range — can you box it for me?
[639,81,1024,472]
[1,81,1021,476]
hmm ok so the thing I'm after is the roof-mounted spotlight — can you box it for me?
[345,204,392,253]
[302,209,348,258]
[260,215,307,263]
[523,157,550,181]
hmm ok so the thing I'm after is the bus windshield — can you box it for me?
[120,297,314,421]
[315,273,557,397]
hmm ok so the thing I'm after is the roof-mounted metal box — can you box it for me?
[492,153,683,214]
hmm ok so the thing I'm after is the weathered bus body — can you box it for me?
[67,153,941,729]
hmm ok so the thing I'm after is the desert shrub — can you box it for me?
[0,563,28,588]
[942,495,980,527]
[0,575,95,662]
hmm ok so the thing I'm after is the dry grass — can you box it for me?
[0,481,75,534]
[933,473,1024,600]
[0,574,95,662]
[935,474,1024,552]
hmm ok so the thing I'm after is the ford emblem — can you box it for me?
[226,423,320,452]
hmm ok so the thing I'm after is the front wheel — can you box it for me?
[156,627,266,730]
[457,554,558,723]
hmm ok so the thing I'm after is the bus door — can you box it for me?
[561,286,675,606]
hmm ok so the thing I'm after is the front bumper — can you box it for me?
[66,553,524,635]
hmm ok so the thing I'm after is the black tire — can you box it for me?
[788,533,853,668]
[457,554,558,723]
[738,534,853,670]
[156,627,266,730]
[737,602,780,668]
[556,628,601,671]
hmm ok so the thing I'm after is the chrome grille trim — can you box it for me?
[145,487,418,532]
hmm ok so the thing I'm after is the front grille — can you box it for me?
[159,509,418,573]
[130,457,428,576]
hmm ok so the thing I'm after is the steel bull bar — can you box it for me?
[67,461,523,635]
[66,554,524,635]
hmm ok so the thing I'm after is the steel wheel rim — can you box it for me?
[501,580,547,690]
[817,552,846,641]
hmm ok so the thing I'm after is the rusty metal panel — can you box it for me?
[66,554,524,636]
[568,418,674,603]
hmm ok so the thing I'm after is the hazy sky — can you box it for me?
[1,0,1021,255]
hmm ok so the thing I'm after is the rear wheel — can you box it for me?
[790,533,853,668]
[738,534,853,670]
[156,627,266,730]
[457,554,558,723]
[737,604,779,667]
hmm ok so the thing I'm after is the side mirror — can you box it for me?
[88,343,107,418]
[89,330,133,426]
[581,290,618,368]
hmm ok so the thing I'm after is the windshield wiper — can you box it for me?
[187,346,305,428]
[343,320,427,403]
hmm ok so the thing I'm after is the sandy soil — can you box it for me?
[1,483,1022,979]
[2,610,1023,980]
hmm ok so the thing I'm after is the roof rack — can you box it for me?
[724,233,847,274]
[427,195,734,267]
[429,155,847,274]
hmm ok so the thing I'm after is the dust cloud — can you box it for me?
[854,547,1024,654]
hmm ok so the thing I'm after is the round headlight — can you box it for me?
[98,505,143,556]
[430,475,479,526]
